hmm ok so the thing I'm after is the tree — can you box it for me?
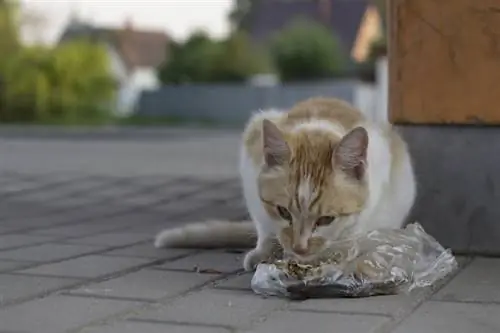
[210,31,271,82]
[1,46,50,122]
[159,30,272,84]
[158,31,220,84]
[228,0,254,31]
[270,18,344,81]
[1,41,115,123]
[0,0,20,70]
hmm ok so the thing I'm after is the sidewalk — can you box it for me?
[0,129,498,333]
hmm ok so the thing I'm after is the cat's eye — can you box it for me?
[315,216,336,227]
[277,205,292,222]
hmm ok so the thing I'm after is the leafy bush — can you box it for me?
[0,41,115,124]
[270,18,344,81]
[159,30,272,84]
[0,0,19,71]
[210,31,272,82]
[158,31,221,84]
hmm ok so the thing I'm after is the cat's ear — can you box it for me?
[262,119,290,167]
[334,127,368,180]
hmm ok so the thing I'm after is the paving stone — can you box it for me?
[433,258,500,303]
[67,269,217,300]
[0,260,35,272]
[130,289,285,329]
[29,223,128,237]
[65,232,151,247]
[213,272,252,290]
[1,217,81,233]
[289,293,424,316]
[188,187,241,202]
[391,301,500,333]
[153,182,208,199]
[0,216,76,231]
[0,234,56,250]
[119,194,164,206]
[19,255,150,278]
[29,195,103,208]
[127,176,175,187]
[155,251,243,274]
[0,181,43,194]
[0,295,139,333]
[86,185,144,198]
[154,199,211,216]
[120,221,181,236]
[0,202,53,220]
[80,321,230,333]
[247,310,388,333]
[102,243,194,259]
[10,188,87,203]
[0,274,80,305]
[0,243,102,262]
[47,202,127,219]
[178,203,246,221]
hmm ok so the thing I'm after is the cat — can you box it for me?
[154,97,416,271]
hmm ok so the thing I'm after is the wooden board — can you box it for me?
[388,0,500,124]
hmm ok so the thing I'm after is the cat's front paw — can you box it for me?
[243,248,266,271]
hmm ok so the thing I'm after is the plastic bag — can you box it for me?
[251,223,458,300]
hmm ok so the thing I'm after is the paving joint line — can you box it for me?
[0,177,137,222]
[0,235,71,253]
[126,318,234,331]
[0,262,39,274]
[427,298,500,306]
[373,256,475,333]
[0,175,95,200]
[0,179,236,235]
[0,193,240,238]
[0,174,193,221]
[59,292,158,304]
[0,247,201,309]
[286,308,392,318]
[0,176,178,221]
[67,269,240,333]
[148,266,242,275]
[0,240,155,282]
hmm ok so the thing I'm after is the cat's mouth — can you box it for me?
[283,249,326,264]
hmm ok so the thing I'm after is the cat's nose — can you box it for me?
[292,244,308,255]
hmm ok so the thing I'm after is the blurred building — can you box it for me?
[239,0,383,65]
[58,17,170,116]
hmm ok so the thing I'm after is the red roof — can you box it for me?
[59,20,169,71]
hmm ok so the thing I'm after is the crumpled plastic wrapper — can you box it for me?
[251,223,458,300]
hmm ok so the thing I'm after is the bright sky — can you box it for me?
[19,0,233,44]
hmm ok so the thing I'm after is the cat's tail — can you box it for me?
[154,220,256,249]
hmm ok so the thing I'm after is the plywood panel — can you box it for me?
[388,0,500,124]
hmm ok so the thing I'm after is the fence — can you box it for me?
[136,78,381,126]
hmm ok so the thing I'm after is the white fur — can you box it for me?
[293,119,345,137]
[297,176,313,208]
[154,220,256,249]
[154,107,416,272]
[240,112,416,269]
[353,123,415,232]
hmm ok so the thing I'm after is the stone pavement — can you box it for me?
[0,128,498,333]
[0,172,498,333]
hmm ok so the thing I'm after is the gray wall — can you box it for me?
[136,80,361,125]
[400,126,500,255]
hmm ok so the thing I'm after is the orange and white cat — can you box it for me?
[154,97,416,271]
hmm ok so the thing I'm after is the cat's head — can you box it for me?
[257,119,369,262]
